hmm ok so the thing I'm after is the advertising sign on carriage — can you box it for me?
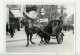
[38,18,48,23]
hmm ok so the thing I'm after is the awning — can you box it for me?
[10,9,24,18]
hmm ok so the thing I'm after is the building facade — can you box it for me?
[6,5,67,26]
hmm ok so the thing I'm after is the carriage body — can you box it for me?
[43,20,64,44]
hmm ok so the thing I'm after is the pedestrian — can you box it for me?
[6,22,9,35]
[58,16,64,31]
[9,24,14,38]
[58,16,64,36]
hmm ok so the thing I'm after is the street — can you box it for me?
[6,28,75,54]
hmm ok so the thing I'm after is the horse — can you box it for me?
[23,18,44,47]
[25,26,44,47]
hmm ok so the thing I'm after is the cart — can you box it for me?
[43,20,64,44]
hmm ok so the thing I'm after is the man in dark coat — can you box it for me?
[59,16,63,31]
[58,16,64,36]
[9,24,14,38]
[6,22,9,35]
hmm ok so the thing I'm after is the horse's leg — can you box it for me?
[39,35,44,46]
[30,34,35,44]
[25,33,29,47]
[40,36,44,43]
[39,33,44,44]
[41,36,44,42]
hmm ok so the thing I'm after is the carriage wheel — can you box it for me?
[44,36,50,43]
[56,34,63,44]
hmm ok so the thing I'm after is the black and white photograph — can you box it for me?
[5,4,75,54]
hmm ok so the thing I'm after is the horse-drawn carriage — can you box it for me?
[23,10,64,46]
